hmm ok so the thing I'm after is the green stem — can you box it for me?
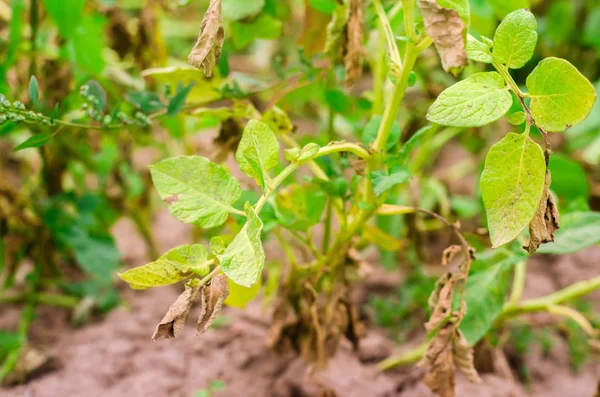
[402,0,417,41]
[0,291,79,308]
[508,260,527,306]
[378,341,428,371]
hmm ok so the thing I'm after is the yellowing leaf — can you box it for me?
[492,9,537,69]
[218,203,264,287]
[362,224,403,251]
[224,276,262,308]
[426,72,512,127]
[120,244,210,290]
[526,57,596,132]
[480,133,546,247]
[235,120,280,189]
[150,156,242,228]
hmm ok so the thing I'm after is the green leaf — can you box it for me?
[29,75,39,106]
[526,57,597,132]
[480,132,546,247]
[309,0,337,14]
[167,82,196,117]
[224,276,262,308]
[426,72,512,127]
[127,91,166,113]
[466,34,493,63]
[87,80,107,111]
[393,125,432,167]
[507,111,525,126]
[142,66,224,106]
[210,236,226,255]
[218,203,264,287]
[67,15,106,74]
[222,0,265,21]
[230,14,282,50]
[235,120,280,189]
[13,133,52,152]
[120,244,210,290]
[537,212,600,254]
[460,255,523,344]
[548,154,589,201]
[274,184,327,231]
[363,115,401,150]
[371,167,411,196]
[149,156,242,228]
[492,9,537,69]
[43,0,85,38]
[486,0,530,19]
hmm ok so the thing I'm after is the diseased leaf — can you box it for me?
[526,57,596,132]
[426,72,512,127]
[188,0,224,78]
[344,0,364,87]
[218,203,264,287]
[324,0,349,60]
[452,331,481,383]
[150,156,242,228]
[537,211,600,254]
[523,172,560,254]
[152,279,201,340]
[210,236,226,255]
[197,274,229,334]
[224,276,262,308]
[417,0,469,75]
[492,9,537,69]
[120,244,210,290]
[441,245,462,266]
[13,133,52,152]
[480,133,546,247]
[466,34,493,63]
[235,120,280,189]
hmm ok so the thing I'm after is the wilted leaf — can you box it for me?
[324,0,349,60]
[149,156,242,228]
[426,72,512,127]
[480,132,546,247]
[452,331,481,383]
[441,245,462,266]
[188,0,224,78]
[526,57,596,132]
[120,244,210,289]
[197,274,229,334]
[417,0,469,75]
[344,0,364,87]
[235,120,280,189]
[523,172,560,254]
[152,279,201,340]
[218,203,265,287]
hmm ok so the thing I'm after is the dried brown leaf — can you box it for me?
[417,0,468,75]
[452,330,481,383]
[524,171,560,254]
[425,272,457,332]
[344,0,364,87]
[441,245,462,266]
[421,327,456,397]
[197,274,229,334]
[188,0,224,77]
[152,279,200,340]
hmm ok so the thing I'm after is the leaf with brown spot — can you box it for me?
[197,274,229,334]
[523,171,560,254]
[441,245,462,266]
[344,0,364,87]
[152,279,201,340]
[417,0,468,75]
[188,0,224,77]
[452,330,481,383]
[421,329,456,397]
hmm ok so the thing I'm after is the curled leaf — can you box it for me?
[325,0,350,60]
[417,0,469,75]
[452,331,481,383]
[197,274,229,334]
[344,0,364,87]
[152,279,201,340]
[188,0,224,77]
[441,245,462,266]
[523,171,560,254]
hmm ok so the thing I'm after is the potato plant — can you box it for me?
[1,0,599,395]
[112,1,597,395]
